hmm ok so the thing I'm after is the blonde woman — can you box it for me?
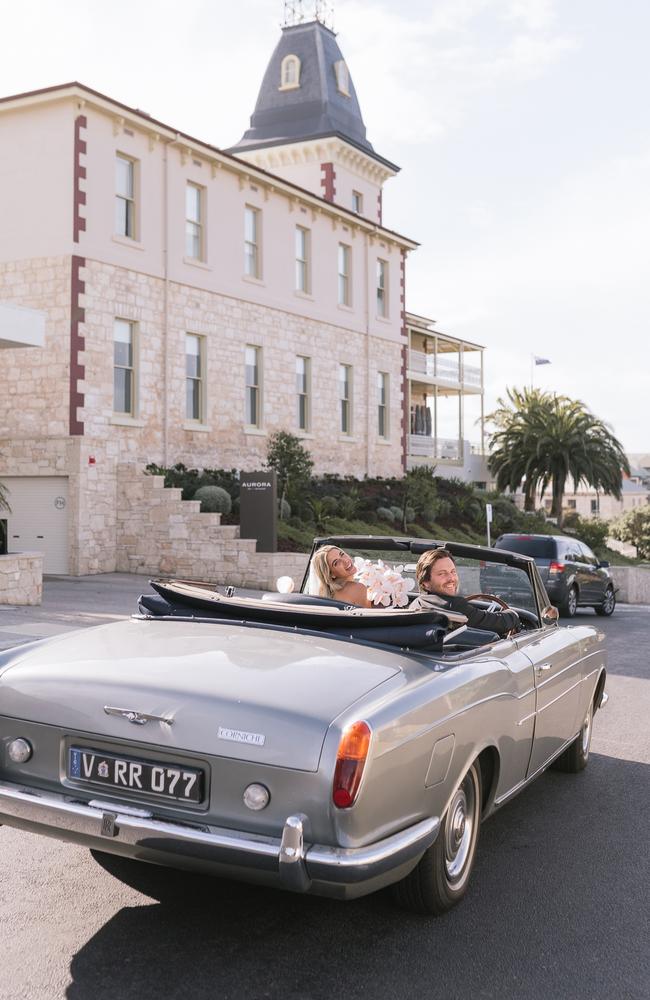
[310,545,371,607]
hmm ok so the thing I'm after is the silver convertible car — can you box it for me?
[0,536,608,915]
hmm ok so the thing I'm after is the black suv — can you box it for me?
[492,534,616,617]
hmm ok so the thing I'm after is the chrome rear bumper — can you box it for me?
[0,781,439,894]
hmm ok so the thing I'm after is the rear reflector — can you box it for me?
[332,721,372,809]
[549,561,565,574]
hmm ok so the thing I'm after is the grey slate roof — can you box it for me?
[228,20,398,171]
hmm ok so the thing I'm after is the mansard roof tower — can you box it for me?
[228,10,399,224]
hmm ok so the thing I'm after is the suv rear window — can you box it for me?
[494,536,557,559]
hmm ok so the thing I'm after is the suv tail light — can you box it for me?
[549,561,565,575]
[332,721,372,809]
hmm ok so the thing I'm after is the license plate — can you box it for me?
[68,747,204,803]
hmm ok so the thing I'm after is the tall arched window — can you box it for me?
[280,54,301,90]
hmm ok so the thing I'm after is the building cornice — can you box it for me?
[0,82,418,252]
[236,136,397,186]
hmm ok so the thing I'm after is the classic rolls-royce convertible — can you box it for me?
[0,536,608,915]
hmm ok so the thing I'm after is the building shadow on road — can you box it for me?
[66,754,648,1000]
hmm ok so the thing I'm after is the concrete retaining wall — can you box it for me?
[610,567,650,605]
[0,551,43,605]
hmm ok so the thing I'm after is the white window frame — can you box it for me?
[244,205,261,279]
[377,371,389,439]
[339,363,353,435]
[295,226,311,294]
[352,190,363,215]
[113,318,137,416]
[185,183,204,261]
[296,355,311,432]
[279,54,301,90]
[115,154,137,240]
[376,259,388,317]
[185,333,206,423]
[338,243,351,307]
[245,344,262,428]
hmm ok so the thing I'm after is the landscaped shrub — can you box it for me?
[321,495,339,515]
[389,506,403,521]
[278,497,292,520]
[193,485,232,514]
[377,506,396,522]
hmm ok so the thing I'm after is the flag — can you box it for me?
[534,356,551,365]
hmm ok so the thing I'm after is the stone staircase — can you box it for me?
[115,465,306,589]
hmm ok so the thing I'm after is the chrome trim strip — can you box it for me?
[0,782,438,890]
[536,676,583,715]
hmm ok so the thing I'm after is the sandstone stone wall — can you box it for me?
[0,256,71,440]
[81,258,404,478]
[115,465,308,589]
[0,551,43,605]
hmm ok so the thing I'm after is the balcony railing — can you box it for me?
[408,350,481,387]
[408,434,461,461]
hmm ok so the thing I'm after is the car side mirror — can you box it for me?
[542,605,559,626]
[598,560,610,569]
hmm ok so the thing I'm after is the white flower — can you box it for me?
[354,559,410,608]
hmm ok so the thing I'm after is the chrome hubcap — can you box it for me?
[445,775,476,882]
[603,589,614,613]
[568,589,577,614]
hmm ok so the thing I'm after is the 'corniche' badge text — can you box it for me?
[218,726,266,746]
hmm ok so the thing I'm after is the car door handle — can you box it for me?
[536,663,552,673]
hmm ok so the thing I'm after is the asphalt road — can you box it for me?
[1,598,648,1000]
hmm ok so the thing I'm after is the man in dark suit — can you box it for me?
[415,549,520,637]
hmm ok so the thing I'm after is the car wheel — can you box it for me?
[552,701,593,773]
[595,585,615,616]
[392,760,482,915]
[561,585,578,617]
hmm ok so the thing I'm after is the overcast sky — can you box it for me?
[4,0,649,452]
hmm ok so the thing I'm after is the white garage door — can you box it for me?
[2,477,69,574]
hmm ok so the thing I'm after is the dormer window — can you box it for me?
[334,60,350,96]
[279,54,301,91]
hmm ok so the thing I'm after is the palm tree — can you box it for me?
[487,388,552,512]
[487,390,629,526]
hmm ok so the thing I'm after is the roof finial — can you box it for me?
[282,1,335,31]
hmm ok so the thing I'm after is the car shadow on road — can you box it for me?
[66,753,649,1000]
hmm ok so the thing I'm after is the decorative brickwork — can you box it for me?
[320,162,336,202]
[377,189,383,225]
[399,250,408,472]
[73,114,87,243]
[69,255,85,436]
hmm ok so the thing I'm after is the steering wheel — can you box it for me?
[465,592,510,609]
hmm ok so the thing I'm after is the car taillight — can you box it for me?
[549,561,565,575]
[332,721,372,809]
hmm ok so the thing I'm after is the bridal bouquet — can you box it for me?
[353,558,410,608]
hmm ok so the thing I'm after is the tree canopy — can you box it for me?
[487,388,629,526]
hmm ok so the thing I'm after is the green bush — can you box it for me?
[278,497,292,520]
[193,485,232,514]
[321,495,339,515]
[377,506,396,522]
[562,512,610,553]
[610,507,650,559]
[389,506,403,521]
